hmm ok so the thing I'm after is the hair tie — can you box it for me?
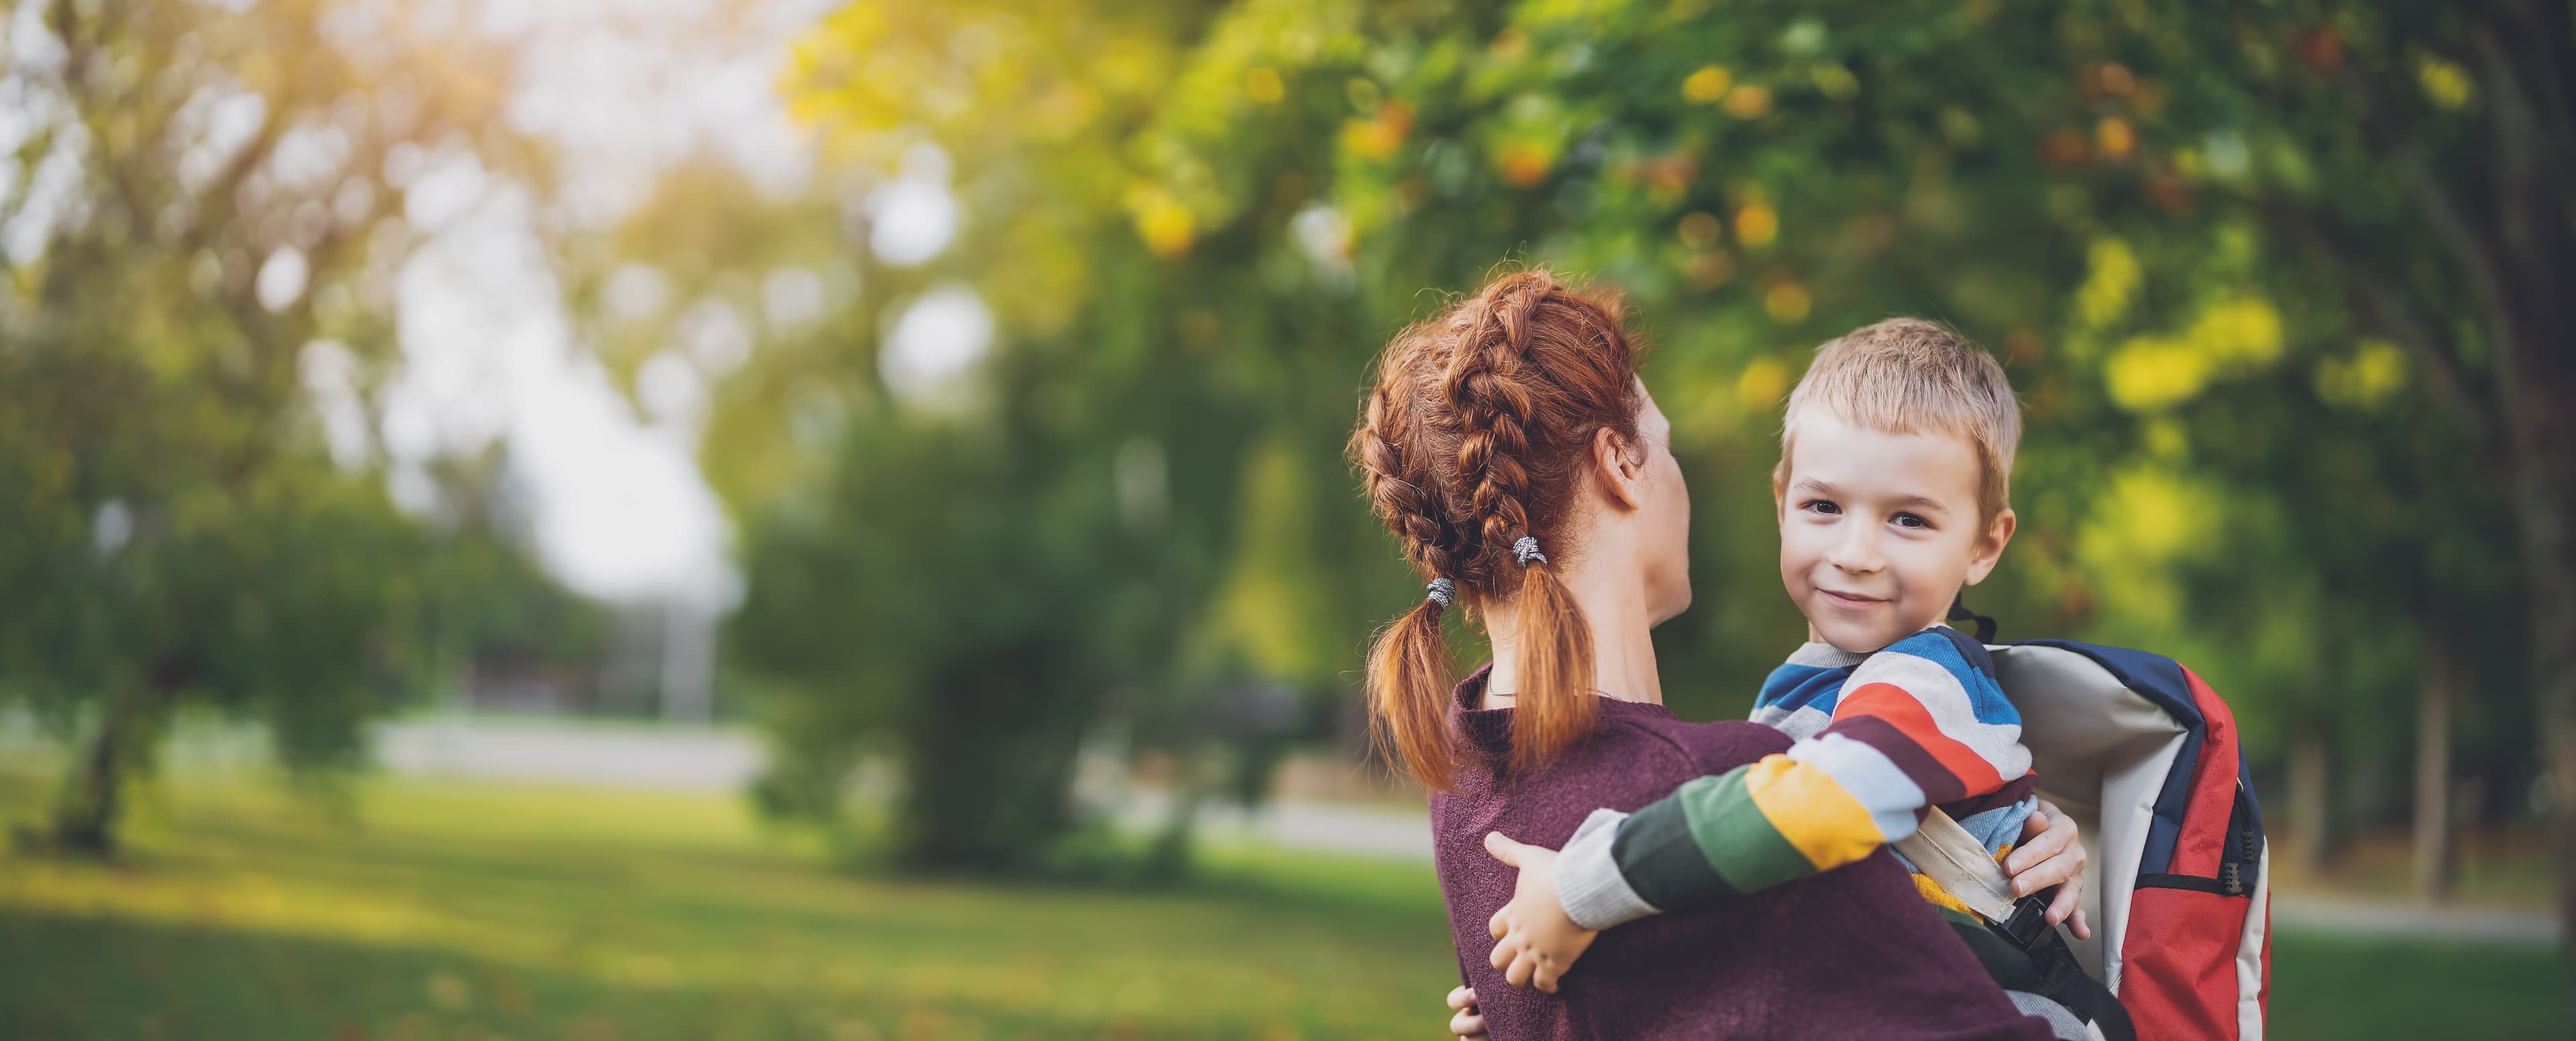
[1513,536,1547,567]
[1424,577,1456,608]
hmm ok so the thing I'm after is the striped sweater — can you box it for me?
[1555,627,2041,929]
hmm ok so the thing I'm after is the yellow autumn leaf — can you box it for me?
[1735,203,1778,247]
[1764,282,1811,323]
[2104,336,2208,411]
[1738,357,1790,409]
[1244,67,1285,104]
[1683,66,1733,103]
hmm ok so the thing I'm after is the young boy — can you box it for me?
[1475,319,2086,1003]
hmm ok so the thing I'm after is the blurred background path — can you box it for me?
[375,718,765,791]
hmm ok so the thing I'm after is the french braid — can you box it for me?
[1350,268,1646,788]
[1350,372,1464,788]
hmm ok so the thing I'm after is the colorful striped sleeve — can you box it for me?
[1747,649,1853,738]
[1595,628,2031,916]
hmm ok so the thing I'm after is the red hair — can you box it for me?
[1348,270,1646,789]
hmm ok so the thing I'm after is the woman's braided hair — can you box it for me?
[1348,270,1646,788]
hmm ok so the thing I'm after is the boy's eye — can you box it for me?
[1892,512,1931,530]
[1803,499,1841,516]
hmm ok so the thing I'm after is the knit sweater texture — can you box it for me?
[1432,664,2053,1040]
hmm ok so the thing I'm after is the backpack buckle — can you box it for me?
[2001,891,2056,952]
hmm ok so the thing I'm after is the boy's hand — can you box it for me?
[2005,799,2092,940]
[1446,985,1487,1038]
[1481,831,1598,993]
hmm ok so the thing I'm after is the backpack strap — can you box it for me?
[1892,807,2020,922]
[1893,808,2062,952]
[1946,593,1998,643]
[1896,809,2139,1041]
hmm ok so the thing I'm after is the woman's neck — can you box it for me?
[1480,559,1663,710]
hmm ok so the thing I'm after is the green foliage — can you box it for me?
[724,304,1279,867]
[732,409,1126,868]
[765,0,2551,844]
[0,0,586,853]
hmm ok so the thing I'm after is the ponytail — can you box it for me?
[1364,591,1456,790]
[1506,557,1597,777]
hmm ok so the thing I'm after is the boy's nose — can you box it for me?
[1828,525,1884,573]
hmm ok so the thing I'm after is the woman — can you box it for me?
[1350,270,2076,1038]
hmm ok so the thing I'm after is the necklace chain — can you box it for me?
[1483,687,1626,700]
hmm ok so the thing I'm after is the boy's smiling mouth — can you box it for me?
[1817,589,1889,610]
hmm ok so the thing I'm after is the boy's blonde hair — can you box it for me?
[1774,319,2021,521]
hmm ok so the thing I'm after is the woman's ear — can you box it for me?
[1592,425,1646,512]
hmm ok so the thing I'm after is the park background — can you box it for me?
[2,0,2571,1037]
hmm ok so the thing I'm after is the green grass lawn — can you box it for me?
[0,767,2565,1039]
[0,769,1460,1040]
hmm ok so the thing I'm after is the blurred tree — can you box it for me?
[728,405,1137,870]
[2144,1,2570,917]
[717,266,1267,868]
[417,445,618,706]
[722,3,1392,869]
[556,158,867,520]
[0,0,565,854]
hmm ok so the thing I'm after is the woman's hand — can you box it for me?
[2003,798,2091,940]
[1481,831,1599,993]
[1446,985,1487,1038]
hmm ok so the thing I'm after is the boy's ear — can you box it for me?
[1963,507,2017,586]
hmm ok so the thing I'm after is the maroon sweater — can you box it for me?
[1432,666,2051,1040]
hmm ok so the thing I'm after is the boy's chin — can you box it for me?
[1809,618,1907,655]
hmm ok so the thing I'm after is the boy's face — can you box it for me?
[1774,410,2015,654]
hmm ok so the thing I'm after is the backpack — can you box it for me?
[1952,639,2273,1040]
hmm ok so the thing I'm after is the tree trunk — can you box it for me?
[2510,384,2576,985]
[2413,627,2456,901]
[50,686,143,857]
[2479,223,2575,989]
[1144,751,1214,884]
[2288,731,2330,873]
[2484,286,2575,983]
